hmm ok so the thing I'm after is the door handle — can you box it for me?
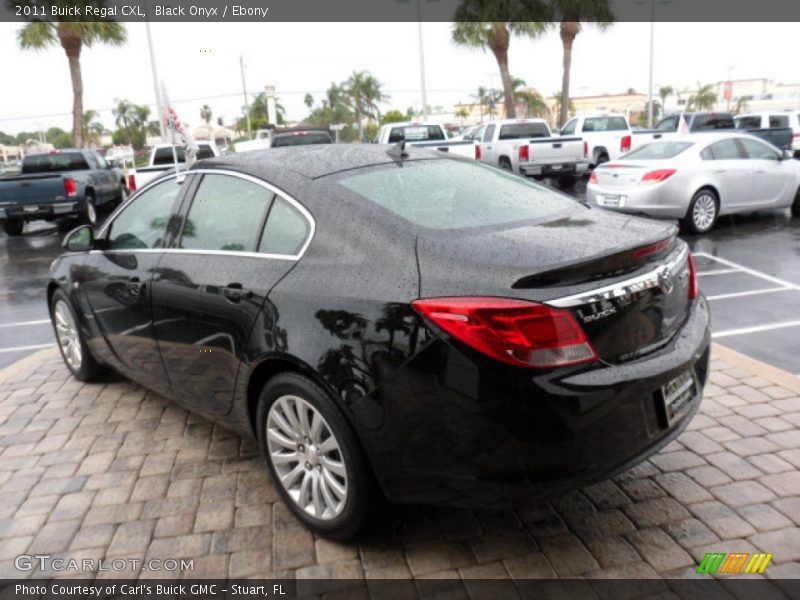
[223,283,253,301]
[713,169,726,174]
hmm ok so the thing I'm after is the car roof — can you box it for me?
[196,144,448,180]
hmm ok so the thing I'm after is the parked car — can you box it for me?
[375,122,476,158]
[587,133,800,233]
[49,145,709,538]
[0,149,126,236]
[735,111,800,157]
[473,118,588,188]
[559,114,633,167]
[127,141,220,192]
[234,127,334,153]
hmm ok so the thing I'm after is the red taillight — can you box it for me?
[792,132,799,140]
[127,174,136,192]
[588,171,598,184]
[519,145,529,162]
[632,237,672,259]
[475,144,482,160]
[620,135,632,152]
[688,253,698,300]
[64,177,77,197]
[639,169,677,185]
[411,297,598,369]
[583,141,588,158]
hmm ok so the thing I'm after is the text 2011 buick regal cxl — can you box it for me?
[48,145,710,539]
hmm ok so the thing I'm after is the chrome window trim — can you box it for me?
[547,244,689,308]
[95,168,316,261]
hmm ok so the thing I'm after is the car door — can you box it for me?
[150,170,313,416]
[81,175,184,396]
[700,139,751,210]
[480,124,496,164]
[93,152,118,202]
[737,136,793,206]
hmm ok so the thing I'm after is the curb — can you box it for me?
[712,342,800,395]
[0,347,58,386]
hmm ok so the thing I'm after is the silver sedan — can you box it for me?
[586,132,800,233]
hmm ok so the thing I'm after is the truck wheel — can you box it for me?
[792,187,800,217]
[499,157,512,171]
[557,175,577,190]
[2,219,23,236]
[112,181,128,207]
[594,152,609,167]
[682,188,719,234]
[82,193,97,226]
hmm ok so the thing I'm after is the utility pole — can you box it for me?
[240,55,252,139]
[647,0,655,128]
[416,0,428,121]
[145,21,166,140]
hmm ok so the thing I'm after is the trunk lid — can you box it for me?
[593,163,649,189]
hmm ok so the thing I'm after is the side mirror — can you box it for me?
[781,149,793,161]
[63,224,94,252]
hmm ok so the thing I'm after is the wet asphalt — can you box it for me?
[0,180,798,374]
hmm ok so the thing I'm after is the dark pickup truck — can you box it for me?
[631,112,793,151]
[0,149,126,236]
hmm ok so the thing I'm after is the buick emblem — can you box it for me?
[658,267,674,294]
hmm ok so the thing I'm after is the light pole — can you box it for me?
[417,15,428,120]
[145,20,166,140]
[641,0,671,128]
[240,55,252,140]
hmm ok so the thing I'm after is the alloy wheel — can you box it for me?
[86,199,97,226]
[266,394,348,520]
[692,193,716,231]
[54,300,82,370]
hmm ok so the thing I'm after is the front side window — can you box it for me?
[258,197,310,256]
[561,119,577,135]
[336,159,574,230]
[180,174,273,252]
[107,178,180,250]
[739,137,780,160]
[655,116,678,131]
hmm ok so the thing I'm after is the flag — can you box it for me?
[160,82,199,167]
[677,114,690,135]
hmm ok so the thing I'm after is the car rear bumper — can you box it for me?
[361,295,711,508]
[586,183,688,219]
[521,161,589,177]
[0,202,79,221]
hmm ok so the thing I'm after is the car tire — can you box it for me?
[49,288,107,382]
[499,157,513,171]
[82,193,97,226]
[683,188,719,234]
[256,372,373,540]
[792,187,800,217]
[557,175,577,190]
[112,181,128,208]
[2,218,24,236]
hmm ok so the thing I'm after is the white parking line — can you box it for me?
[693,252,800,291]
[706,287,792,301]
[0,343,55,354]
[712,319,800,339]
[697,268,740,277]
[0,319,50,328]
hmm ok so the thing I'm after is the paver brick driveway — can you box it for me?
[1,344,799,582]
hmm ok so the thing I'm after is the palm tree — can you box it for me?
[452,21,547,119]
[552,92,576,122]
[733,96,749,115]
[304,94,314,110]
[81,109,103,148]
[16,15,126,147]
[200,104,212,125]
[517,90,548,118]
[470,86,489,122]
[112,98,134,143]
[692,83,718,111]
[658,86,674,113]
[455,107,470,125]
[344,71,388,139]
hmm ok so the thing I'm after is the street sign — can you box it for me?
[330,124,346,131]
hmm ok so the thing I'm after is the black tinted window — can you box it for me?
[388,126,444,143]
[22,152,89,174]
[691,115,735,130]
[769,115,789,128]
[108,178,180,250]
[735,116,761,129]
[272,133,332,147]
[181,174,273,252]
[258,197,310,256]
[498,123,549,140]
[153,147,186,165]
[195,144,215,159]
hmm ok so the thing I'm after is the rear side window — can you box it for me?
[702,139,743,160]
[623,142,693,160]
[336,160,573,230]
[769,115,789,128]
[22,152,89,174]
[691,115,735,130]
[153,147,186,165]
[735,116,761,129]
[258,197,310,256]
[107,178,180,250]
[583,117,628,132]
[498,122,549,140]
[387,126,444,143]
[272,133,332,147]
[180,174,273,252]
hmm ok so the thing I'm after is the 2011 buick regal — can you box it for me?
[48,145,710,539]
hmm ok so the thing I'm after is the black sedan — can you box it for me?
[48,145,710,539]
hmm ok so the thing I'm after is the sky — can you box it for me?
[1,21,798,136]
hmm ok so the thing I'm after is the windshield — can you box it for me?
[622,141,693,160]
[22,152,89,174]
[336,159,573,230]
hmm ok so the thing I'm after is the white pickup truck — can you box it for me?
[473,119,587,188]
[376,122,476,158]
[234,127,333,153]
[127,142,220,191]
[559,114,632,167]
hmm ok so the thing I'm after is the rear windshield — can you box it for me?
[583,116,628,132]
[195,144,215,159]
[22,152,89,174]
[153,145,213,164]
[336,160,572,230]
[622,141,693,160]
[498,122,549,140]
[735,116,761,129]
[272,132,332,147]
[387,126,445,143]
[691,115,735,130]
